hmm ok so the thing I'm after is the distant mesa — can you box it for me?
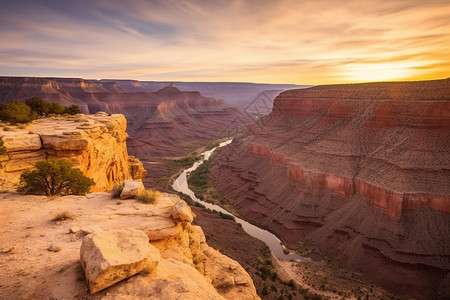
[155,83,181,94]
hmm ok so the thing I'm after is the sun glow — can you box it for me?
[341,61,430,82]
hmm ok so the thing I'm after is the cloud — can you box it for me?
[0,0,449,84]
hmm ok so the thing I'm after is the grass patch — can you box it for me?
[111,183,124,198]
[137,189,161,204]
[52,211,75,221]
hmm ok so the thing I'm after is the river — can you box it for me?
[172,139,314,263]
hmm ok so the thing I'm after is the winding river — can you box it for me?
[172,139,313,263]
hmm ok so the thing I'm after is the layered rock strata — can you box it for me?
[0,112,146,191]
[211,79,450,299]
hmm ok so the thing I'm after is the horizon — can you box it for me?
[1,0,449,85]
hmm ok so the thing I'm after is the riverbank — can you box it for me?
[178,141,404,300]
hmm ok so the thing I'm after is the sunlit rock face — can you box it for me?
[0,112,146,191]
[211,78,450,300]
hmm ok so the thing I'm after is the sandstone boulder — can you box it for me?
[172,201,194,223]
[80,228,160,294]
[120,180,144,199]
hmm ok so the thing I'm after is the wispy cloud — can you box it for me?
[0,0,449,84]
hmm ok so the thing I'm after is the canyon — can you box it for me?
[0,77,299,186]
[211,78,450,299]
[0,114,259,299]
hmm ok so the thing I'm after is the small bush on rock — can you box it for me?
[137,189,161,204]
[19,160,95,197]
[52,211,75,221]
[111,183,124,198]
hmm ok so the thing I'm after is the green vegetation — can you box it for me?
[111,183,124,198]
[52,211,75,221]
[0,136,5,168]
[186,154,236,213]
[19,160,95,197]
[25,97,64,116]
[137,189,161,204]
[173,155,201,168]
[0,100,37,124]
[0,97,81,124]
[64,104,81,115]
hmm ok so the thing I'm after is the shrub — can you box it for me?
[19,160,95,196]
[25,97,66,115]
[25,97,49,116]
[0,137,5,154]
[64,104,81,115]
[111,183,124,198]
[137,189,161,204]
[52,211,75,221]
[48,102,65,114]
[262,286,268,296]
[0,100,37,124]
[0,136,5,168]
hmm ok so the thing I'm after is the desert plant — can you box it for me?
[0,137,5,154]
[25,97,49,116]
[52,211,75,221]
[137,189,161,204]
[111,183,124,198]
[25,97,66,116]
[19,160,95,197]
[0,100,37,124]
[64,104,81,115]
[0,136,5,168]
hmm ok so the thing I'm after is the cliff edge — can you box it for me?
[0,192,259,299]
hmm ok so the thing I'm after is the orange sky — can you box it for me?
[0,0,449,84]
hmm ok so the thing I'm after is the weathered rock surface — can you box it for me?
[80,228,160,294]
[172,200,195,223]
[119,179,144,199]
[0,192,259,299]
[211,79,450,300]
[0,113,146,191]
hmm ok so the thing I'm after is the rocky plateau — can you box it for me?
[211,78,450,299]
[0,112,146,191]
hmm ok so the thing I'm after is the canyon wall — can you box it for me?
[211,79,450,299]
[0,76,305,109]
[0,112,146,192]
[0,77,258,158]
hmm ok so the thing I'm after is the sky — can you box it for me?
[0,0,449,85]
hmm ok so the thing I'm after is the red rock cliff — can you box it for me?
[211,78,450,300]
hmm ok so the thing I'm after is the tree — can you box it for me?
[25,97,49,116]
[25,97,66,115]
[0,100,37,124]
[262,286,268,296]
[19,160,95,196]
[48,102,65,114]
[64,104,81,115]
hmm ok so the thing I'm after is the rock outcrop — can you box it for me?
[0,112,146,191]
[211,79,450,300]
[80,228,160,294]
[119,179,144,199]
[0,192,259,299]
